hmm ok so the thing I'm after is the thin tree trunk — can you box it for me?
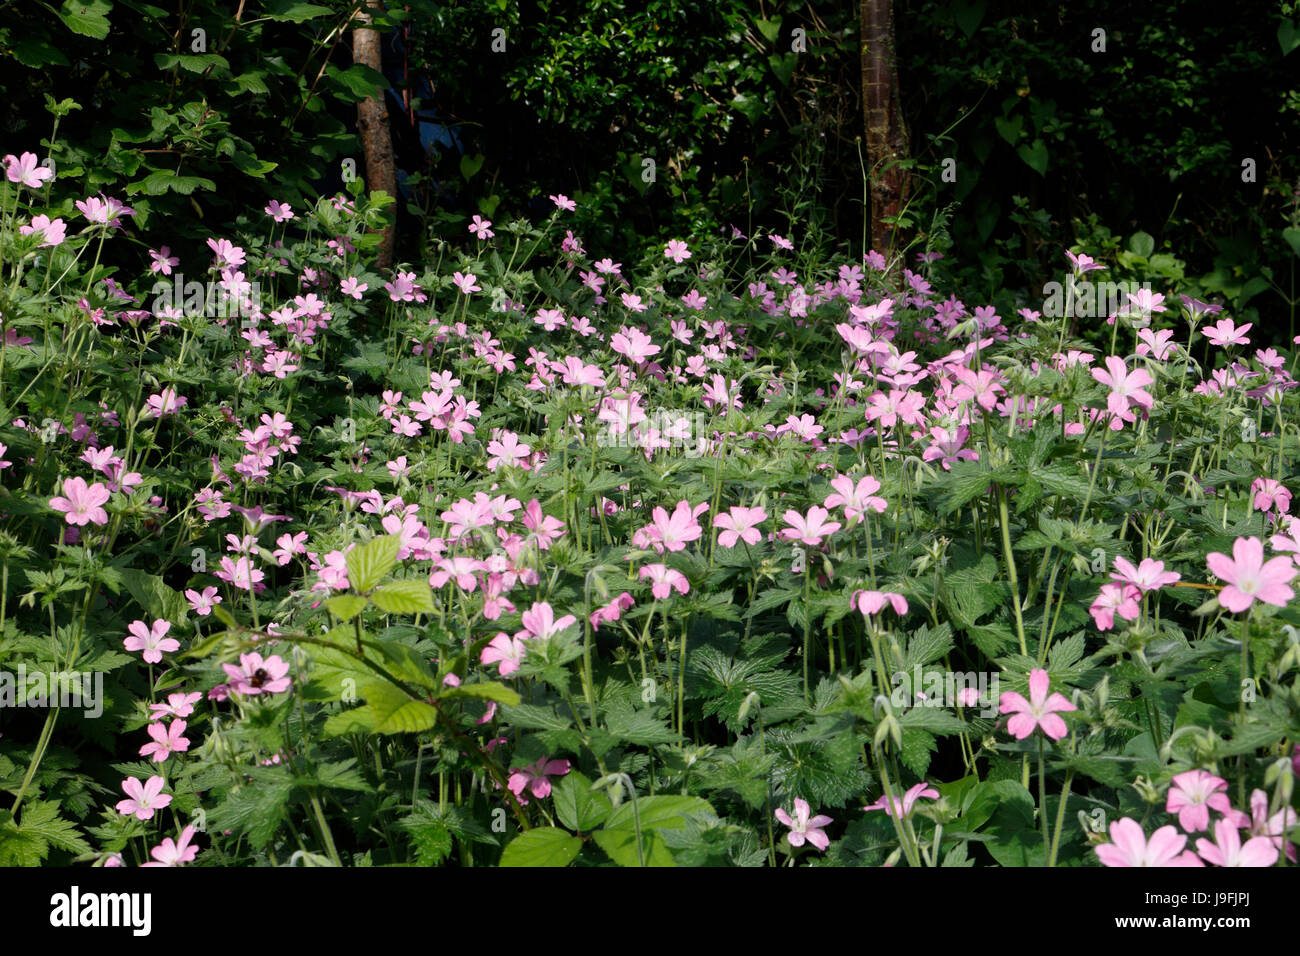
[860,0,909,257]
[354,0,397,270]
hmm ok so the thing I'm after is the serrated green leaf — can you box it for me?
[346,534,402,592]
[326,594,368,621]
[371,580,434,614]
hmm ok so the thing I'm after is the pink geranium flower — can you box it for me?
[852,589,908,617]
[139,720,190,762]
[1205,536,1297,612]
[140,825,200,867]
[1166,769,1232,832]
[999,669,1075,741]
[1195,817,1279,867]
[775,797,833,851]
[863,782,939,818]
[713,506,766,547]
[823,474,887,525]
[124,619,179,664]
[481,632,528,676]
[779,505,841,546]
[49,476,111,526]
[1095,818,1203,867]
[1110,556,1181,593]
[1202,318,1252,348]
[149,692,202,720]
[1251,478,1291,515]
[507,757,570,804]
[518,601,577,640]
[1090,355,1155,426]
[1089,582,1140,630]
[4,151,53,188]
[115,775,172,820]
[639,563,689,599]
[222,652,291,695]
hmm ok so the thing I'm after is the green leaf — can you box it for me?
[952,0,987,39]
[1282,227,1300,259]
[1128,231,1155,259]
[263,0,334,21]
[58,0,112,40]
[365,681,439,734]
[208,774,293,849]
[441,681,521,707]
[593,827,675,866]
[994,115,1023,146]
[326,63,389,100]
[371,580,434,615]
[346,534,402,592]
[460,153,485,180]
[552,772,612,832]
[1279,18,1300,56]
[325,594,369,621]
[499,827,582,867]
[1016,138,1048,176]
[604,795,714,832]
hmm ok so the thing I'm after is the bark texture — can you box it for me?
[354,0,397,270]
[860,0,910,257]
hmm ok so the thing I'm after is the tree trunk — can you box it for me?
[353,0,397,270]
[860,0,909,258]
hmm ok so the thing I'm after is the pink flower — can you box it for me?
[1095,818,1204,867]
[1251,478,1291,515]
[1242,788,1298,862]
[144,387,188,418]
[664,239,692,263]
[140,825,200,867]
[4,151,53,188]
[149,692,202,720]
[1205,536,1297,612]
[852,590,908,617]
[222,652,291,695]
[264,200,294,222]
[507,757,570,803]
[468,215,494,239]
[823,474,887,525]
[713,506,767,547]
[49,476,111,526]
[1202,318,1252,348]
[639,563,690,599]
[139,720,190,762]
[149,247,179,275]
[75,193,134,228]
[863,782,938,818]
[775,797,833,851]
[642,499,707,553]
[1089,582,1140,631]
[482,632,528,676]
[999,669,1075,741]
[779,506,841,547]
[549,194,576,212]
[1065,250,1106,275]
[124,619,179,664]
[1110,556,1181,593]
[1195,817,1278,867]
[452,271,481,295]
[115,775,172,820]
[19,214,65,247]
[1090,355,1155,425]
[518,601,577,640]
[1166,770,1232,832]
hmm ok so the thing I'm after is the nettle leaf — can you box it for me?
[903,621,954,668]
[346,534,402,592]
[371,579,435,615]
[208,774,294,849]
[604,795,714,832]
[499,827,583,867]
